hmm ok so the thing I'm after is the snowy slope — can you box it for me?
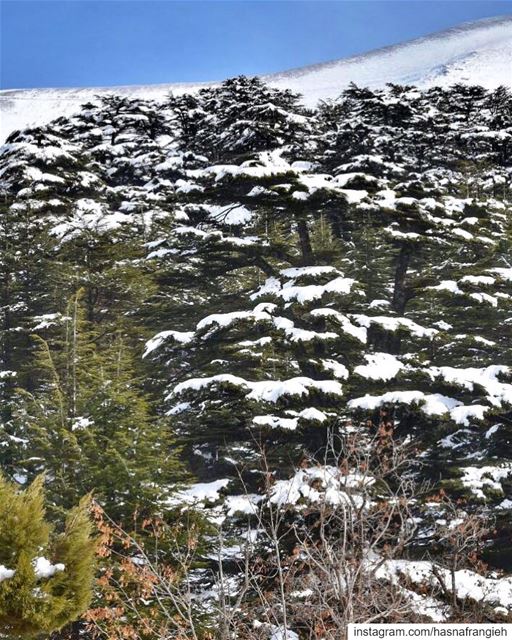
[267,14,512,102]
[1,14,511,141]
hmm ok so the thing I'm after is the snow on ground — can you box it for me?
[2,16,511,140]
[225,494,262,516]
[269,627,299,640]
[377,558,512,611]
[266,15,512,103]
[168,478,231,506]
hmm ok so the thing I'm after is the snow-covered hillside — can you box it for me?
[269,14,512,102]
[1,15,511,141]
[2,52,512,629]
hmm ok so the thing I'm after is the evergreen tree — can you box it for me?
[0,475,95,638]
[10,291,184,522]
[146,266,368,487]
[168,76,310,160]
[2,78,512,621]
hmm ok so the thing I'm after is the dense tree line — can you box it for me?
[0,76,511,635]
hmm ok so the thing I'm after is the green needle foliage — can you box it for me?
[9,290,185,523]
[0,475,95,638]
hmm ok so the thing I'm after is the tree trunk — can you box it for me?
[388,243,413,354]
[392,243,412,316]
[295,215,313,265]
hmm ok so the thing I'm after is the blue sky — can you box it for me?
[1,0,511,89]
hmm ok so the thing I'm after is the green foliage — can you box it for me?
[1,80,512,617]
[10,291,185,522]
[0,475,95,638]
